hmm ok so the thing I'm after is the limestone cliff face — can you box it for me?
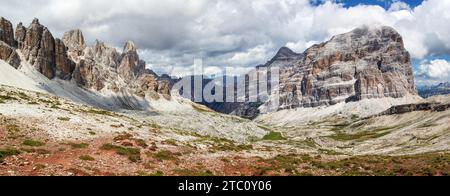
[277,26,416,109]
[117,41,146,81]
[197,26,418,118]
[0,18,20,68]
[1,16,172,102]
[62,29,85,56]
[14,18,75,79]
[62,30,170,97]
[0,17,15,47]
[0,41,20,68]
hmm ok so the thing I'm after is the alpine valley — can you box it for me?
[0,16,448,176]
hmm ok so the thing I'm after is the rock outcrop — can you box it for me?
[18,19,55,78]
[63,32,171,97]
[55,38,75,79]
[72,40,118,90]
[0,17,15,47]
[15,22,27,48]
[17,18,75,79]
[0,18,20,68]
[117,41,146,81]
[262,46,304,68]
[62,29,85,56]
[0,41,20,68]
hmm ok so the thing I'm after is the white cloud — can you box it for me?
[1,0,450,78]
[416,59,450,85]
[388,0,411,12]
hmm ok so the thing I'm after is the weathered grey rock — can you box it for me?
[62,29,85,56]
[55,38,75,79]
[277,26,416,109]
[89,40,120,68]
[72,40,120,90]
[0,41,21,68]
[19,18,56,78]
[0,17,15,47]
[15,22,27,48]
[118,41,146,81]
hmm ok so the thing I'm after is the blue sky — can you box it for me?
[339,0,423,9]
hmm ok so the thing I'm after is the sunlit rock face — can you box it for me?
[277,26,416,109]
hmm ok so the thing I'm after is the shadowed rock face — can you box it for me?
[15,22,26,48]
[19,19,56,78]
[0,41,20,68]
[0,18,20,68]
[16,18,75,79]
[55,38,76,80]
[0,17,15,47]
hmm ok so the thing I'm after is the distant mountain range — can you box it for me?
[0,16,423,119]
[418,82,450,98]
[190,26,419,118]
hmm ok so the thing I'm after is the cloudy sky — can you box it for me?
[0,0,449,84]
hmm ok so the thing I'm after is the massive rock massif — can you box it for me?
[276,26,416,109]
[0,17,171,106]
[201,26,418,118]
[0,16,418,118]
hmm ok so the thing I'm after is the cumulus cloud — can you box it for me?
[388,0,411,11]
[0,0,450,80]
[416,59,450,85]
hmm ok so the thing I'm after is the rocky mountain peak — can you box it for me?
[123,41,137,53]
[274,47,298,59]
[85,39,120,68]
[0,17,20,68]
[262,46,303,69]
[31,18,40,25]
[62,29,85,54]
[276,25,416,109]
[0,17,15,47]
[118,41,145,81]
[15,22,26,48]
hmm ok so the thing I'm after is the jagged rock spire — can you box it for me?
[0,17,15,46]
[118,41,145,81]
[62,29,86,55]
[0,17,20,68]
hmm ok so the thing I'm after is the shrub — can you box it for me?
[263,132,285,140]
[101,143,141,162]
[23,139,46,147]
[79,155,95,161]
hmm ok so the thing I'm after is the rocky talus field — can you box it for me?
[0,17,449,176]
[0,84,448,176]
